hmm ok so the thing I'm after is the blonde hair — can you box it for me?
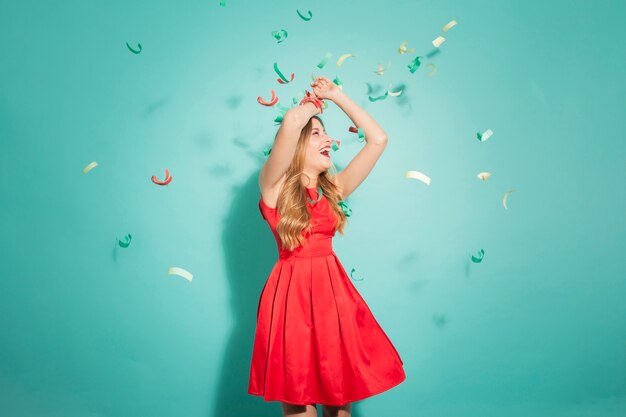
[276,116,348,250]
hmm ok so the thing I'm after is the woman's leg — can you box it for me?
[321,403,351,417]
[281,402,318,417]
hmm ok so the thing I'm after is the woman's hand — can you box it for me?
[310,76,342,102]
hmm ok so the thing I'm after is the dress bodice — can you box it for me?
[258,187,338,260]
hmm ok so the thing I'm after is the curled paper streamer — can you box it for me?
[477,172,492,181]
[407,56,422,73]
[273,62,294,84]
[350,268,364,281]
[333,76,344,90]
[126,42,142,54]
[405,170,431,185]
[297,9,313,21]
[219,0,227,6]
[503,189,517,209]
[317,52,332,69]
[425,63,437,77]
[117,233,132,248]
[306,186,323,204]
[348,126,365,142]
[470,248,485,263]
[374,61,391,75]
[331,139,341,151]
[477,129,494,142]
[368,91,389,102]
[263,145,272,156]
[388,84,403,97]
[336,53,355,67]
[258,90,278,106]
[398,41,415,54]
[168,266,193,282]
[82,161,98,174]
[338,200,352,217]
[151,168,172,185]
[442,19,458,32]
[271,29,288,43]
[432,36,446,48]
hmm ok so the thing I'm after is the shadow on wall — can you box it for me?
[211,171,364,417]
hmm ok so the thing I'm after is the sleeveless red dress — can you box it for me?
[248,187,406,406]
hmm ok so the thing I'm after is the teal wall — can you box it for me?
[1,1,624,416]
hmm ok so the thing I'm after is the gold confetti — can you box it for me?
[442,19,458,32]
[503,189,517,209]
[82,161,98,174]
[405,170,431,185]
[167,266,193,282]
[425,63,437,77]
[477,172,492,181]
[398,41,415,54]
[336,53,356,67]
[432,36,446,48]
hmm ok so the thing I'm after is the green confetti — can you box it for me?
[273,62,290,83]
[350,267,364,281]
[333,76,343,87]
[338,200,352,217]
[470,248,485,263]
[306,186,323,204]
[476,129,493,142]
[126,42,142,54]
[357,127,365,142]
[407,56,422,73]
[117,233,132,248]
[297,9,313,21]
[271,29,288,43]
[317,52,332,69]
[219,0,227,6]
[368,91,389,102]
[263,145,272,156]
[331,141,339,151]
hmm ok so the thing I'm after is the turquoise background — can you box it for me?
[1,0,624,416]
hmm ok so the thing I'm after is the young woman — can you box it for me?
[248,76,406,417]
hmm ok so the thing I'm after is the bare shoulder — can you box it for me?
[260,173,286,209]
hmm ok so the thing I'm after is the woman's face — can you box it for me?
[305,118,332,173]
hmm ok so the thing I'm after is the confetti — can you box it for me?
[257,89,278,106]
[219,0,227,6]
[388,84,403,97]
[151,168,172,185]
[432,36,446,48]
[168,266,193,282]
[368,91,389,102]
[348,126,365,142]
[126,42,142,54]
[336,53,355,67]
[117,233,132,248]
[442,19,458,32]
[503,189,517,209]
[317,52,332,69]
[350,268,364,281]
[297,9,313,21]
[373,61,391,75]
[425,63,437,77]
[425,49,441,59]
[470,249,485,263]
[263,145,272,156]
[477,172,492,181]
[405,170,431,185]
[273,62,294,84]
[338,200,352,217]
[82,161,98,174]
[331,140,340,151]
[407,56,422,73]
[333,76,343,90]
[398,41,415,54]
[271,29,288,43]
[477,129,494,142]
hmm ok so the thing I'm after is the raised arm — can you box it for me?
[312,77,388,199]
[259,100,321,191]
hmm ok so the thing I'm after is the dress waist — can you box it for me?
[278,236,334,260]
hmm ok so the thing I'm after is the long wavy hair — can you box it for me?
[276,116,348,251]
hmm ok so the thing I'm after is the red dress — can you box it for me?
[248,187,406,406]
